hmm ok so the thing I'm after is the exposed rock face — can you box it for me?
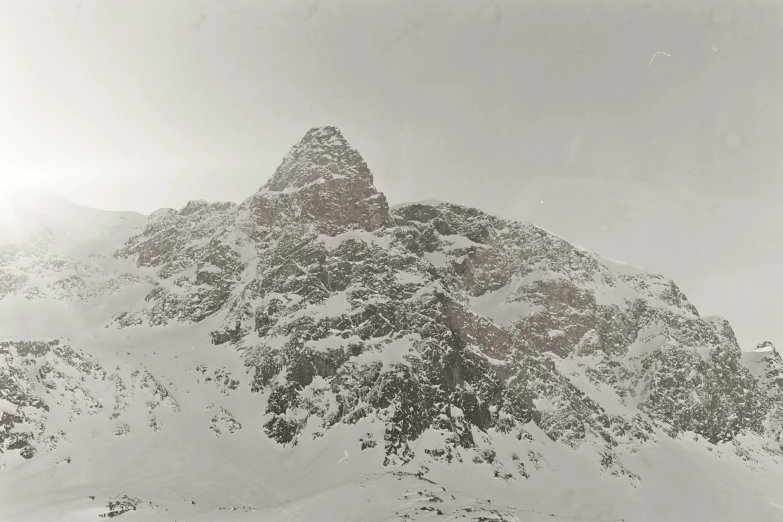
[743,342,783,448]
[1,127,780,482]
[196,365,240,396]
[209,407,242,437]
[98,495,151,518]
[746,342,783,393]
[112,201,241,325]
[0,340,103,460]
[111,127,392,330]
[0,339,179,465]
[259,126,391,233]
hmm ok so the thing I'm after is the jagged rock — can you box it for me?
[0,338,181,467]
[743,342,783,448]
[114,423,130,437]
[209,407,242,437]
[98,495,148,518]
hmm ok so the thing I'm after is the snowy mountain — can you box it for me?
[1,127,782,521]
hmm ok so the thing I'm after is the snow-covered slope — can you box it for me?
[0,188,151,313]
[1,128,782,521]
[0,187,146,259]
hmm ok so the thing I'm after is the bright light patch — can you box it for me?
[0,188,25,243]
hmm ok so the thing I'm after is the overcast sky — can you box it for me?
[1,0,782,350]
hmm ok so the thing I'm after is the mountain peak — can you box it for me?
[247,126,390,234]
[755,341,777,353]
[306,125,345,139]
[264,126,374,192]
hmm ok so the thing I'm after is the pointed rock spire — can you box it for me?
[265,126,375,192]
[250,126,390,234]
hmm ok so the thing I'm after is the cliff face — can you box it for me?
[743,341,783,448]
[0,128,781,521]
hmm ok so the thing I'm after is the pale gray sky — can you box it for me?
[1,0,782,349]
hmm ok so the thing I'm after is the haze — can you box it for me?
[1,0,782,350]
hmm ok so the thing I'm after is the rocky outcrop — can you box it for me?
[0,339,180,468]
[0,340,102,460]
[743,342,783,449]
[98,495,153,518]
[209,407,242,437]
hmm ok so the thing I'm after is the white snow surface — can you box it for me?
[469,274,546,326]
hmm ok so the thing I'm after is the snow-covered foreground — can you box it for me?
[1,319,782,522]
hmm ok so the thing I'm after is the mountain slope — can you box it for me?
[0,128,782,521]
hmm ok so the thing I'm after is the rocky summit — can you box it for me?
[1,128,782,522]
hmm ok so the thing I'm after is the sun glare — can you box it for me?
[0,183,45,243]
[0,188,22,239]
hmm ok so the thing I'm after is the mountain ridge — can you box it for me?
[1,126,782,521]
